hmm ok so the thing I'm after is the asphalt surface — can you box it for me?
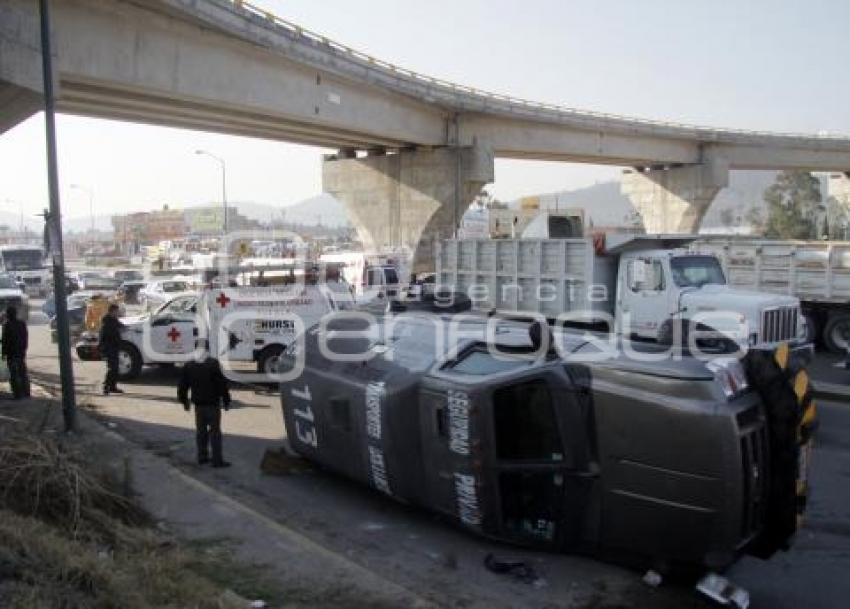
[12,300,850,608]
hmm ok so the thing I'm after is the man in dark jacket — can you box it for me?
[2,306,30,399]
[99,303,125,395]
[178,340,232,467]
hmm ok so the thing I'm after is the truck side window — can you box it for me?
[367,268,383,286]
[629,259,664,292]
[493,380,563,461]
[648,260,665,291]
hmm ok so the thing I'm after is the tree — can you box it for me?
[745,205,765,234]
[762,171,822,239]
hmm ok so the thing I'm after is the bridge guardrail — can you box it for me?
[228,0,850,143]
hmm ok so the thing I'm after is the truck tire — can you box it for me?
[257,345,285,376]
[117,342,143,381]
[822,313,850,353]
[744,345,817,559]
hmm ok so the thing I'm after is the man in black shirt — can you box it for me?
[2,306,30,399]
[99,304,125,395]
[178,340,232,467]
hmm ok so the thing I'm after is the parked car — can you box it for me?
[112,269,145,283]
[0,273,29,322]
[139,279,194,311]
[46,290,124,343]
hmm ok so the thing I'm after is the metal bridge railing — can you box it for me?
[228,0,850,141]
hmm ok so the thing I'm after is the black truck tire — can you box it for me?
[257,344,285,375]
[744,344,817,559]
[117,342,143,381]
[822,313,850,353]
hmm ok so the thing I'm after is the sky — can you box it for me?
[2,0,849,221]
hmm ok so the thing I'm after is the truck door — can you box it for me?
[149,296,197,358]
[621,257,669,339]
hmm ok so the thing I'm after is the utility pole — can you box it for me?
[195,150,228,236]
[40,0,76,431]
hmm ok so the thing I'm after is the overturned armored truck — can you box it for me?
[279,310,815,572]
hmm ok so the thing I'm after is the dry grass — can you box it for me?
[0,434,147,536]
[0,432,272,609]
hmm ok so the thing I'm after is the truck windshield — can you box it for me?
[0,249,45,271]
[670,256,726,288]
[383,267,399,285]
[0,275,19,289]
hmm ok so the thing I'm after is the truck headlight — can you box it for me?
[707,357,749,400]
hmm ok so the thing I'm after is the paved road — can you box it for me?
[17,302,850,608]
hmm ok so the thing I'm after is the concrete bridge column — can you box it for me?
[829,172,850,206]
[0,1,45,133]
[620,159,729,233]
[322,143,494,275]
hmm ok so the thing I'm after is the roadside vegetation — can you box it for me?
[0,422,279,608]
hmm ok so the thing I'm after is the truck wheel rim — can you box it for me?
[264,355,281,374]
[118,350,133,375]
[830,321,850,351]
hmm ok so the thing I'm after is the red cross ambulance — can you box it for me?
[105,282,352,380]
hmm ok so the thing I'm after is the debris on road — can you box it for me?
[642,569,663,588]
[696,572,750,609]
[484,553,542,585]
[260,446,313,475]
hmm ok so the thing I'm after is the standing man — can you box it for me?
[99,303,125,395]
[178,340,231,467]
[1,306,30,399]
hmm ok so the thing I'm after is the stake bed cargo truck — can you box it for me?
[437,233,809,354]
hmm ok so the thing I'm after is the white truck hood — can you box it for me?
[681,284,797,313]
[681,284,800,344]
[0,289,24,299]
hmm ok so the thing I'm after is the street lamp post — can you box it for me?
[70,184,94,254]
[195,150,228,237]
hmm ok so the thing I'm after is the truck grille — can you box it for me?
[22,277,41,285]
[738,413,769,541]
[761,306,798,344]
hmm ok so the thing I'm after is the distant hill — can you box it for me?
[0,210,42,233]
[24,170,827,237]
[233,194,348,227]
[515,170,789,230]
[49,193,350,234]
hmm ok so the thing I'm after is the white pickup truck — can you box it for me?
[437,228,808,353]
[319,251,405,304]
[104,283,352,380]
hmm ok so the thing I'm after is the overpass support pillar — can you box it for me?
[829,172,850,207]
[621,159,729,233]
[323,143,494,275]
[0,1,44,133]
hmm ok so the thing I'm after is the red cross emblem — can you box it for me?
[215,292,231,308]
[167,326,181,342]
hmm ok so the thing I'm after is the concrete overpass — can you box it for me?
[3,0,850,269]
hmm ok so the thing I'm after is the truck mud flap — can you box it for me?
[743,343,817,558]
